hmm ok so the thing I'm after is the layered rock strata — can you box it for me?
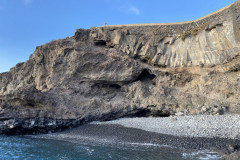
[0,1,240,134]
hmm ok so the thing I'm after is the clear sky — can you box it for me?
[0,0,237,73]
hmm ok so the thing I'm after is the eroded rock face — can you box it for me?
[0,1,240,134]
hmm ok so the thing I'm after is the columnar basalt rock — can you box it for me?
[0,1,240,134]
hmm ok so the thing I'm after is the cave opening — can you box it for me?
[27,102,35,107]
[127,109,170,118]
[91,83,121,90]
[134,69,156,82]
[109,84,121,89]
[94,40,107,46]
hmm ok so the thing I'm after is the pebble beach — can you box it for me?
[93,115,240,139]
[34,115,240,153]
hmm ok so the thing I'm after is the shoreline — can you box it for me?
[33,124,240,151]
[31,115,240,159]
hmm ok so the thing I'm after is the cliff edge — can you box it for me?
[0,1,240,134]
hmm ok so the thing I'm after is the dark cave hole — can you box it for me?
[134,69,156,82]
[141,59,148,63]
[128,109,170,118]
[91,83,121,90]
[94,40,107,46]
[133,109,151,117]
[27,102,35,107]
[109,84,121,89]
[133,54,139,59]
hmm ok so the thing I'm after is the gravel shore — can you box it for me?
[93,115,240,139]
[33,115,240,151]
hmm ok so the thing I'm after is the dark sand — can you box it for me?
[35,124,240,151]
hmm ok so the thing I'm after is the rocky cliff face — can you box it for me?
[0,1,240,134]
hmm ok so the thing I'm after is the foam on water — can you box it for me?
[182,150,222,160]
[0,135,223,160]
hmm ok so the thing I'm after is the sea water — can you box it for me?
[0,135,222,160]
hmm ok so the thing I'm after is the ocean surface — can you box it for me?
[0,135,222,160]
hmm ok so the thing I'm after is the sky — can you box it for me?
[0,0,237,73]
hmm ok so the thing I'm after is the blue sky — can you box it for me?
[0,0,237,73]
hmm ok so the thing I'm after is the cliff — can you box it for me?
[0,1,240,134]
